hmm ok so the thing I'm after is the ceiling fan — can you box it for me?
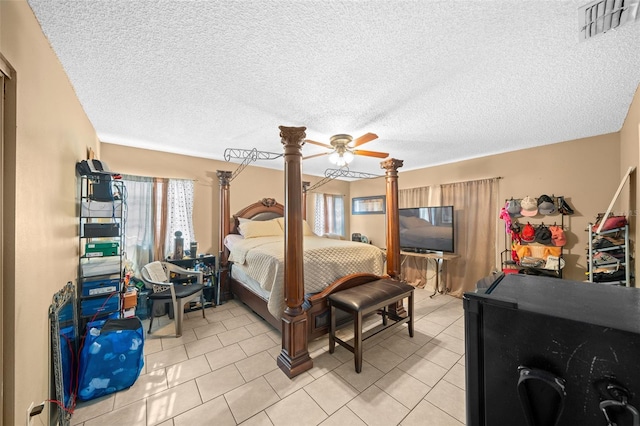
[303,133,389,166]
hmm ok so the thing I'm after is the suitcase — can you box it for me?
[77,317,144,401]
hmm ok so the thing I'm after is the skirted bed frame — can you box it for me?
[217,126,404,377]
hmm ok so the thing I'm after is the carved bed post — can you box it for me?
[216,170,232,265]
[381,158,404,279]
[217,170,233,302]
[277,126,313,378]
[381,158,406,317]
[302,181,310,221]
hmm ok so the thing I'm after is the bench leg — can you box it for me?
[329,304,336,354]
[355,311,363,373]
[408,292,414,338]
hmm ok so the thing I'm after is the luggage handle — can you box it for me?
[517,366,567,426]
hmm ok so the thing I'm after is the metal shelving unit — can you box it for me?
[587,223,631,286]
[78,174,126,326]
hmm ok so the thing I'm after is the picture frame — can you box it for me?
[352,195,386,215]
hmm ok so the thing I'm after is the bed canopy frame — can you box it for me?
[217,126,403,378]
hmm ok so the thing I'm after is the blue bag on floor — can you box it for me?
[77,317,144,401]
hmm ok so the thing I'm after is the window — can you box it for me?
[162,179,195,258]
[122,176,154,275]
[313,193,345,236]
[122,176,195,273]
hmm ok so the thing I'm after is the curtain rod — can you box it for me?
[440,176,503,186]
[402,176,502,190]
[119,173,197,182]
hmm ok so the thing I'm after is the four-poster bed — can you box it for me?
[217,126,404,377]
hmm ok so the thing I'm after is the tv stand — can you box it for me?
[400,250,459,297]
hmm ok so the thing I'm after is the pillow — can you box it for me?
[275,217,316,236]
[238,219,283,238]
[323,233,344,240]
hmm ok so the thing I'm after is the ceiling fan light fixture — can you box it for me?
[328,149,354,166]
[328,151,341,164]
[342,150,355,163]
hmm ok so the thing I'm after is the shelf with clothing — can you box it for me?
[587,216,632,286]
[500,194,573,279]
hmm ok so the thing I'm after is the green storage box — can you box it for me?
[85,241,119,257]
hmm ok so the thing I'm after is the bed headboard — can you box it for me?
[230,198,285,234]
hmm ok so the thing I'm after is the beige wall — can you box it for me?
[108,125,630,287]
[619,85,640,270]
[1,1,100,424]
[101,144,351,256]
[351,133,623,283]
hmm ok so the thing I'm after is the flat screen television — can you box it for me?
[399,206,455,253]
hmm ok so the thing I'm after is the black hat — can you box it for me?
[535,225,552,245]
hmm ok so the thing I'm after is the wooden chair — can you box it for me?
[141,261,205,337]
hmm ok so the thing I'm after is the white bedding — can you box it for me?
[224,234,244,251]
[228,235,386,319]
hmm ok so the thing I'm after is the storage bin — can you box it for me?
[83,223,120,238]
[81,294,120,317]
[81,277,120,297]
[123,289,137,309]
[81,257,121,277]
[81,200,122,218]
[85,241,119,257]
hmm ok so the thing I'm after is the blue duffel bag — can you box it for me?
[77,317,145,401]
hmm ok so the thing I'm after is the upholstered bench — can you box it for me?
[328,279,414,373]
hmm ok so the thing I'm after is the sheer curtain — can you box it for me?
[163,179,195,258]
[313,193,345,236]
[121,175,154,276]
[442,178,500,297]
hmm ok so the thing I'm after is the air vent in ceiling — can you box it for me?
[579,0,640,41]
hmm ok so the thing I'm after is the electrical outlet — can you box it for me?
[26,402,34,426]
[26,401,44,426]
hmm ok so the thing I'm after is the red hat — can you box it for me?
[521,223,536,243]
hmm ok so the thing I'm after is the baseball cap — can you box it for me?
[520,196,538,217]
[537,194,556,215]
[521,223,535,243]
[535,225,552,245]
[507,199,522,218]
[549,225,566,246]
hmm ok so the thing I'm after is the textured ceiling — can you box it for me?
[28,0,640,179]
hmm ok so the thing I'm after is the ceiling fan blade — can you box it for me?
[353,149,389,159]
[352,133,379,147]
[304,139,332,149]
[303,152,329,160]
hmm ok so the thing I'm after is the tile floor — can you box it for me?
[70,286,466,426]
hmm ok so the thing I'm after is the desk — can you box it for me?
[400,251,459,297]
